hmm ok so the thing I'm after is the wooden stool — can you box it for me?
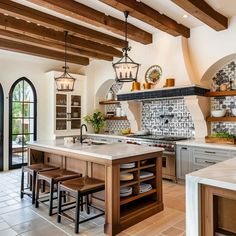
[20,163,59,204]
[35,169,81,216]
[57,177,105,234]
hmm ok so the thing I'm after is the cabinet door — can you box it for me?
[176,145,192,179]
[70,95,81,130]
[55,93,68,131]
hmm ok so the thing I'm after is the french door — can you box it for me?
[9,78,37,169]
[0,84,3,171]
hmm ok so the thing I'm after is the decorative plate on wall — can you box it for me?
[145,65,162,85]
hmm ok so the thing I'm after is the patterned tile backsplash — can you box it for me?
[141,98,195,137]
[211,60,236,134]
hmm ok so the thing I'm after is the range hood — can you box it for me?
[117,85,209,101]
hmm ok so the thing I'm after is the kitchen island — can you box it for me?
[28,140,164,236]
[186,157,236,236]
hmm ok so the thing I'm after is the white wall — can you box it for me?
[0,50,83,170]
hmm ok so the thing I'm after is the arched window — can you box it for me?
[0,84,3,171]
[9,78,37,169]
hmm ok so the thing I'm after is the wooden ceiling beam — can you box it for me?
[27,0,153,45]
[0,14,122,58]
[0,37,89,65]
[171,0,228,31]
[0,0,126,48]
[100,0,190,38]
[0,29,113,61]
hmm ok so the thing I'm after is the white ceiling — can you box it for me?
[12,0,236,39]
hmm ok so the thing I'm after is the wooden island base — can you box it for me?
[28,146,163,236]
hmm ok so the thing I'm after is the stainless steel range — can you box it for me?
[126,135,189,182]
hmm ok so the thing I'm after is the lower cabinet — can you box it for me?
[177,145,233,180]
[176,145,192,180]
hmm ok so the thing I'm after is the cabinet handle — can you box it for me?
[204,151,215,154]
[204,160,216,165]
[181,147,187,150]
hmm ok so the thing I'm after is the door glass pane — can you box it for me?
[12,81,24,102]
[12,102,23,118]
[12,119,23,135]
[23,119,34,134]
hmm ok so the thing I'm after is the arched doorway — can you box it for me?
[0,84,3,171]
[9,78,37,169]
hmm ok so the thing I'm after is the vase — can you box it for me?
[93,126,100,134]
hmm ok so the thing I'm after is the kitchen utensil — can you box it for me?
[232,108,236,116]
[220,83,228,91]
[106,90,114,100]
[120,186,132,194]
[120,162,135,169]
[143,82,152,89]
[120,173,134,181]
[211,109,226,117]
[73,102,79,106]
[165,78,175,87]
[145,65,162,85]
[135,130,150,135]
[140,171,154,179]
[131,81,141,91]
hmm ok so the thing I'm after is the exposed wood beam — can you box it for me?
[0,14,122,58]
[0,38,89,65]
[100,0,190,38]
[0,29,113,61]
[171,0,228,31]
[0,0,126,48]
[27,0,153,45]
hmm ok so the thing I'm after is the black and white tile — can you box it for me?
[141,98,195,137]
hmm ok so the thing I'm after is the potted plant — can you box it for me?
[84,110,105,134]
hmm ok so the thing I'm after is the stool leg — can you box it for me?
[57,186,62,223]
[31,171,36,204]
[80,196,83,211]
[35,177,40,208]
[75,192,80,234]
[63,191,66,203]
[41,180,45,193]
[86,194,90,214]
[20,168,24,199]
[49,180,54,216]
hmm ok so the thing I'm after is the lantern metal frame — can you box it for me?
[113,11,140,83]
[55,31,76,92]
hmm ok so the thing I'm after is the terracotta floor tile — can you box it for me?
[174,219,186,230]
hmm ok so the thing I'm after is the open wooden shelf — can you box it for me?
[120,167,139,174]
[105,116,127,121]
[99,100,120,105]
[206,116,236,122]
[120,189,156,206]
[140,163,156,170]
[120,180,138,188]
[206,90,236,97]
[139,175,156,183]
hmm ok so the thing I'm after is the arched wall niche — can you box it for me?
[201,53,236,86]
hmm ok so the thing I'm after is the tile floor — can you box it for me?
[0,170,186,236]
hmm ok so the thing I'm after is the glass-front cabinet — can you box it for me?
[55,93,81,134]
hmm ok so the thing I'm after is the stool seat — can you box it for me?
[60,177,105,194]
[24,163,59,173]
[38,169,81,182]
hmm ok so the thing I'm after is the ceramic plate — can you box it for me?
[145,65,162,85]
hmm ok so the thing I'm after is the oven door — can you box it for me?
[162,151,176,182]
